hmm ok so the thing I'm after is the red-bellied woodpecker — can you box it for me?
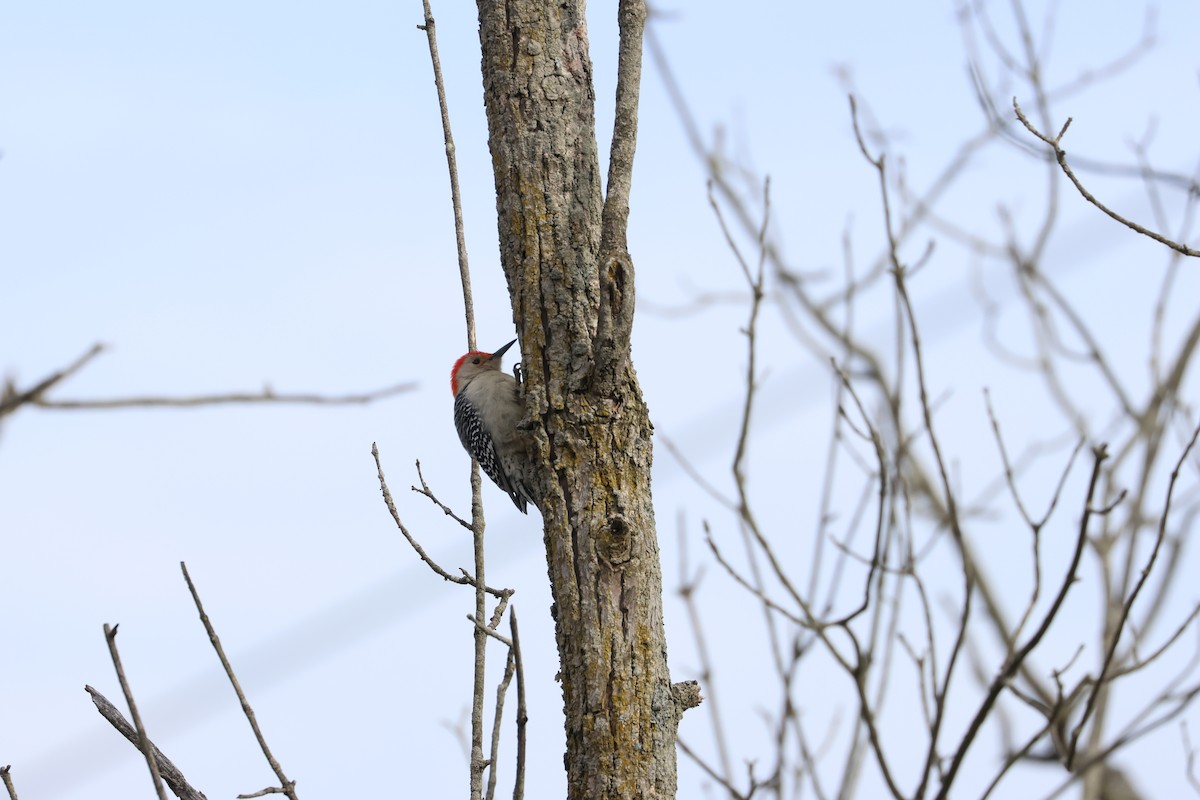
[450,338,537,513]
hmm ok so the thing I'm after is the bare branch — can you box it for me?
[37,382,414,410]
[239,787,294,799]
[413,459,474,530]
[3,343,412,414]
[416,6,497,796]
[418,0,475,352]
[659,433,737,510]
[1013,98,1200,257]
[84,686,208,800]
[677,738,755,800]
[102,623,168,800]
[1068,422,1200,766]
[181,563,298,800]
[0,765,19,800]
[676,517,734,784]
[485,641,517,800]
[935,444,1113,800]
[510,609,527,800]
[652,4,1200,797]
[1183,721,1200,796]
[469,614,514,647]
[851,93,979,800]
[372,443,511,598]
[0,343,104,417]
[703,528,807,629]
[467,465,489,800]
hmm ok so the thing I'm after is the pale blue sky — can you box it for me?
[2,2,1199,798]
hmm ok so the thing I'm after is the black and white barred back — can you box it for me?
[453,389,530,513]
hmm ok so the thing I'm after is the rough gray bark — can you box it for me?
[475,1,699,797]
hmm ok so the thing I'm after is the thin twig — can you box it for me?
[487,591,514,631]
[469,615,514,647]
[413,459,473,529]
[102,624,168,800]
[711,178,822,779]
[485,646,517,800]
[708,179,828,630]
[1013,98,1199,258]
[677,738,754,800]
[984,388,1038,528]
[825,362,890,628]
[703,527,807,629]
[1107,602,1200,682]
[418,0,475,351]
[677,516,734,783]
[978,716,1058,800]
[0,343,104,416]
[1067,422,1200,766]
[510,609,527,800]
[1,340,411,415]
[84,686,208,800]
[985,390,1087,643]
[851,94,975,800]
[658,433,736,510]
[238,788,294,799]
[1183,721,1200,796]
[1042,678,1200,800]
[468,464,489,800]
[373,443,509,597]
[181,563,298,800]
[36,382,415,410]
[416,6,491,797]
[935,445,1113,800]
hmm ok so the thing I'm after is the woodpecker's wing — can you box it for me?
[453,390,528,513]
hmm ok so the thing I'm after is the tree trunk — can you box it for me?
[475,1,698,797]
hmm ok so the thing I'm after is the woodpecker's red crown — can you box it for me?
[450,339,517,395]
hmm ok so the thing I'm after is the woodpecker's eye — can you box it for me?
[472,357,482,365]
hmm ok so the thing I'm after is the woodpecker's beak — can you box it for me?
[489,338,517,362]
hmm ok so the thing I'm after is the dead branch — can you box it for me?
[85,685,207,800]
[373,443,512,600]
[102,624,168,800]
[510,609,527,800]
[1013,98,1200,258]
[0,343,104,417]
[0,765,19,800]
[181,563,298,800]
[418,0,475,352]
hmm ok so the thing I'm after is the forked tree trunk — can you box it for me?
[475,0,698,797]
